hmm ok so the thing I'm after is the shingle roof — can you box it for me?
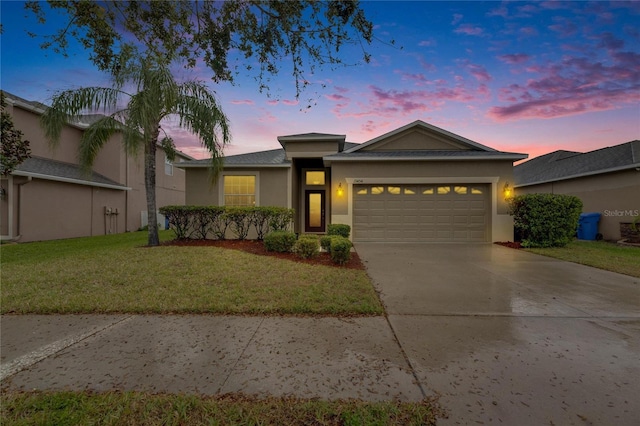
[325,150,527,161]
[514,140,640,187]
[13,156,129,190]
[178,148,289,167]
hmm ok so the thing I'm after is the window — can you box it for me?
[437,186,451,194]
[404,188,416,195]
[305,171,325,185]
[422,187,434,195]
[371,186,384,195]
[388,186,401,195]
[454,186,468,194]
[223,175,256,206]
[165,156,173,176]
[356,188,368,195]
[471,187,484,195]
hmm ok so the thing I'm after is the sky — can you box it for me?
[1,1,639,162]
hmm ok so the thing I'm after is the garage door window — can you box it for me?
[471,187,484,195]
[437,186,450,194]
[422,187,434,195]
[371,186,384,195]
[356,188,368,195]
[388,186,401,195]
[404,188,416,195]
[454,186,468,194]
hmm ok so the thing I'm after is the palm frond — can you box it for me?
[40,87,124,146]
[79,116,123,170]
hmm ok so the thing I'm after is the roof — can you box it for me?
[346,120,499,153]
[13,156,130,190]
[324,150,527,162]
[178,148,289,168]
[178,142,361,168]
[514,140,640,187]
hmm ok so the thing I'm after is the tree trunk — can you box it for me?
[145,126,160,246]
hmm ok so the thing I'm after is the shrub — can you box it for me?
[509,193,583,248]
[264,231,297,252]
[330,236,352,265]
[192,206,224,239]
[269,207,295,232]
[327,224,351,238]
[225,207,253,240]
[294,234,320,259]
[159,205,194,239]
[320,235,333,252]
[251,207,271,240]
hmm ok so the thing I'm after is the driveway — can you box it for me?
[356,243,640,426]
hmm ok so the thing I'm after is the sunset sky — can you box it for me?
[1,1,639,161]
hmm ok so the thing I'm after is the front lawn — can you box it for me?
[525,240,640,278]
[0,231,383,315]
[0,391,443,426]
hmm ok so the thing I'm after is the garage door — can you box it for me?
[353,184,489,242]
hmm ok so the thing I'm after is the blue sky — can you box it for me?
[1,1,639,160]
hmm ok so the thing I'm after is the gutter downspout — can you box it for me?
[13,176,33,241]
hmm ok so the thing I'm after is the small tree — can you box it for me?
[40,57,230,246]
[1,92,31,176]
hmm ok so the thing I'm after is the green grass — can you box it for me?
[0,231,383,315]
[0,391,444,426]
[525,240,640,278]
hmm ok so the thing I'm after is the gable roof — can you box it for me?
[514,140,640,187]
[13,156,130,190]
[346,120,498,153]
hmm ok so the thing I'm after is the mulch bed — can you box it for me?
[494,241,522,249]
[163,239,366,270]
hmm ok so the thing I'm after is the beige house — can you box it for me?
[180,121,527,242]
[0,92,191,242]
[514,141,640,241]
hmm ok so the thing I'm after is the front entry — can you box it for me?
[305,190,325,233]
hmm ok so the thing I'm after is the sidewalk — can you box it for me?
[1,314,424,401]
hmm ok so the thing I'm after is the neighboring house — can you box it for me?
[179,120,527,242]
[514,141,640,241]
[0,91,192,242]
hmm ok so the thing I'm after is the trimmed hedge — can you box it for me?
[294,234,320,259]
[327,224,351,238]
[509,194,583,248]
[330,236,352,265]
[264,231,297,252]
[159,206,295,240]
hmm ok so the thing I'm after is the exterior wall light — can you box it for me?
[503,182,513,200]
[337,182,344,196]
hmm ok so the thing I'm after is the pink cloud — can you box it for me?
[418,39,436,47]
[466,63,492,83]
[454,24,484,36]
[519,26,539,36]
[488,50,640,121]
[486,6,508,18]
[231,99,254,105]
[498,53,531,64]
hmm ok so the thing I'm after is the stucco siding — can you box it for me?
[516,169,640,240]
[17,179,126,242]
[185,167,289,207]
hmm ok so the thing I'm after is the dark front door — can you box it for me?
[305,190,325,233]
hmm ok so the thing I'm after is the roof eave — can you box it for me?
[324,154,528,163]
[11,170,131,190]
[177,163,291,169]
[515,163,640,188]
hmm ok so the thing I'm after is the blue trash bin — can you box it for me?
[577,212,601,240]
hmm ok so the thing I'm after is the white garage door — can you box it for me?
[353,184,489,242]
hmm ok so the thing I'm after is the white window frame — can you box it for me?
[165,155,173,176]
[219,172,260,207]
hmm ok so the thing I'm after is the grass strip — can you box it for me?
[525,240,640,278]
[0,391,445,426]
[0,231,383,315]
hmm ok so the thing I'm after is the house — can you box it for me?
[179,121,527,242]
[0,91,191,242]
[514,141,640,241]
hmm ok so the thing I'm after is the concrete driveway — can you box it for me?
[356,243,640,426]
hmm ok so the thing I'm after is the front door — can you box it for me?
[305,190,325,233]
